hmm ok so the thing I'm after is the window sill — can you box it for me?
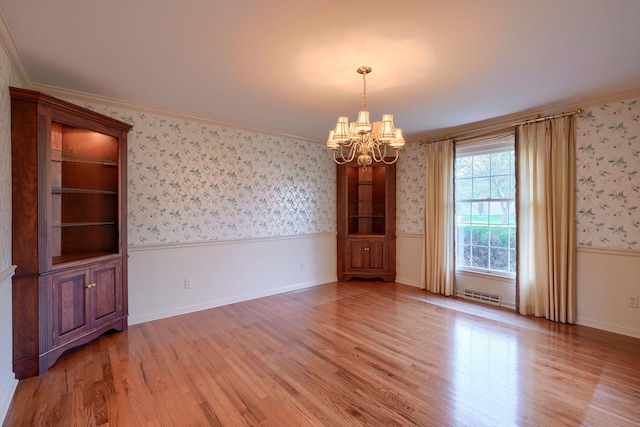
[455,268,515,284]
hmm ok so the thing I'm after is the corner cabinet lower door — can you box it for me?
[51,267,91,347]
[43,259,125,373]
[340,238,395,282]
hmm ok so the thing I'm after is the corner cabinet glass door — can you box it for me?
[337,161,396,282]
[347,166,387,235]
[50,121,120,265]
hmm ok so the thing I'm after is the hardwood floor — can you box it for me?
[4,281,640,426]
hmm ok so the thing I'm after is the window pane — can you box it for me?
[509,249,516,272]
[472,177,490,199]
[489,226,509,248]
[456,156,473,178]
[471,225,488,245]
[456,224,471,244]
[490,248,508,270]
[508,175,516,199]
[471,202,488,224]
[472,246,488,269]
[503,201,515,225]
[472,155,491,178]
[488,201,507,224]
[456,178,473,199]
[491,152,511,175]
[456,202,472,222]
[490,175,510,199]
[509,226,516,247]
[457,244,471,267]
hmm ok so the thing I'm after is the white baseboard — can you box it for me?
[0,371,17,426]
[576,316,640,339]
[129,278,331,325]
[395,277,421,288]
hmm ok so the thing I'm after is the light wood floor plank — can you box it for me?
[4,281,640,426]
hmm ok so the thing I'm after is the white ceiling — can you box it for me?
[2,0,640,142]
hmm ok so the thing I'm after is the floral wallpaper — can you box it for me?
[396,98,640,251]
[576,99,640,249]
[4,74,637,253]
[69,103,336,246]
[0,47,23,270]
[396,141,426,234]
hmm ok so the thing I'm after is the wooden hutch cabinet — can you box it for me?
[337,160,396,282]
[10,87,132,379]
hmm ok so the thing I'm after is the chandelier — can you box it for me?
[326,66,405,169]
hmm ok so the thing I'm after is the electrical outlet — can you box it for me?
[629,296,639,308]
[184,279,192,289]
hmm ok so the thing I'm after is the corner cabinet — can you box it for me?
[10,87,132,379]
[337,161,396,282]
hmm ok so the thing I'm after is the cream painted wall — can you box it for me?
[396,233,422,287]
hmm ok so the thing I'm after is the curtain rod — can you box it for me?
[419,107,583,145]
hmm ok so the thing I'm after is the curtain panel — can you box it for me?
[421,139,455,295]
[516,116,577,323]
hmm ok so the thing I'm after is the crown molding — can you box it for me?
[406,87,640,144]
[0,9,31,87]
[29,82,320,143]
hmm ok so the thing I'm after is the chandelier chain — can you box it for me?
[362,71,367,111]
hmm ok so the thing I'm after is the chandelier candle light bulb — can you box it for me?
[327,66,405,170]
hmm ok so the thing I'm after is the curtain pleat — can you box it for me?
[421,140,455,295]
[517,116,576,323]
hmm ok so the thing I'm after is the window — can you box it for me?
[455,134,516,274]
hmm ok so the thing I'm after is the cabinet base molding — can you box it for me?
[338,273,396,282]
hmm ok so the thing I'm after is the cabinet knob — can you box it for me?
[85,283,96,289]
[364,247,370,251]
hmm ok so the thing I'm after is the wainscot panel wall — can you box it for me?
[128,234,336,324]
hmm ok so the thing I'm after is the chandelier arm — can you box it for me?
[370,141,384,162]
[342,142,357,163]
[379,149,400,164]
[332,148,350,165]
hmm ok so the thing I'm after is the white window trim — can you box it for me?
[454,131,516,275]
